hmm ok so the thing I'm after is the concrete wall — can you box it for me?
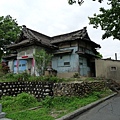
[57,72,78,78]
[95,59,120,82]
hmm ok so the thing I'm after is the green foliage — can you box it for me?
[89,0,120,40]
[29,75,65,82]
[13,72,30,81]
[96,52,103,58]
[85,77,95,81]
[68,0,103,5]
[40,96,54,108]
[68,0,120,40]
[6,108,54,120]
[73,73,79,78]
[15,92,37,107]
[0,62,9,76]
[0,92,39,112]
[0,15,21,58]
[33,49,52,76]
[0,72,30,82]
[4,73,14,78]
[0,89,113,120]
[0,73,65,82]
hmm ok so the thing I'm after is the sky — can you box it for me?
[0,0,120,59]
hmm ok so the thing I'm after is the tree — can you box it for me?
[96,52,103,58]
[68,0,103,5]
[89,0,120,40]
[68,0,120,40]
[0,15,21,59]
[33,49,52,76]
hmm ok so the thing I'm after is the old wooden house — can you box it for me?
[3,26,101,77]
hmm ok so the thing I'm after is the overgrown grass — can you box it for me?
[0,90,113,120]
[0,73,66,82]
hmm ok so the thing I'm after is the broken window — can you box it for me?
[110,67,117,71]
[64,62,70,66]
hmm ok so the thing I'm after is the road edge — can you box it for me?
[56,92,117,120]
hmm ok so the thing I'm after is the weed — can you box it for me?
[73,73,79,78]
[0,89,113,120]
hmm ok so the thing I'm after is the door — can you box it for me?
[19,60,27,73]
[79,57,88,76]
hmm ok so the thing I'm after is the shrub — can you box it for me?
[0,61,9,74]
[0,92,38,112]
[14,72,30,81]
[15,92,37,107]
[4,73,14,78]
[73,73,79,78]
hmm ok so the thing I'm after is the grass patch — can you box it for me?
[0,73,65,82]
[0,89,113,120]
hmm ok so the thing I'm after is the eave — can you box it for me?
[54,49,73,55]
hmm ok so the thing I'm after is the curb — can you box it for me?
[56,93,117,120]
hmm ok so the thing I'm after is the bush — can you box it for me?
[73,73,79,78]
[4,73,14,78]
[14,72,30,81]
[0,62,9,74]
[0,92,38,112]
[15,92,37,107]
[28,76,65,82]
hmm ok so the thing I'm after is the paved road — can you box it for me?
[72,94,120,120]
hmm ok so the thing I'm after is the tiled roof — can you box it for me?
[51,27,100,48]
[7,26,54,49]
[51,27,88,43]
[7,26,100,49]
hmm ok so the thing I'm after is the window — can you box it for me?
[58,55,71,67]
[22,64,26,66]
[64,62,70,66]
[110,67,117,71]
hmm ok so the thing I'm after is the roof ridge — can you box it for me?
[51,27,87,38]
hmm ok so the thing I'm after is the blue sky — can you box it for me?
[0,0,120,59]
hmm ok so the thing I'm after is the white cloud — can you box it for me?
[0,0,119,59]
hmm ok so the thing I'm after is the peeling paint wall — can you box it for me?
[52,47,79,74]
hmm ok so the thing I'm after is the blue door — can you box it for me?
[79,57,88,76]
[19,60,27,73]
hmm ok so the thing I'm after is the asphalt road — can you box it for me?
[72,94,120,120]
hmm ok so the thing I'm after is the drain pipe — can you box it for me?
[115,53,117,60]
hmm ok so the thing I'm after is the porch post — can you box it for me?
[32,58,35,75]
[16,59,19,74]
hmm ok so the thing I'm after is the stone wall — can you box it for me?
[0,81,105,99]
[53,81,105,96]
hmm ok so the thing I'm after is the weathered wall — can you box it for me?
[57,72,78,78]
[17,45,35,59]
[95,59,120,82]
[0,81,105,99]
[53,82,105,97]
[52,47,79,75]
[8,60,14,72]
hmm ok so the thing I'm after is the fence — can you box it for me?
[0,81,53,100]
